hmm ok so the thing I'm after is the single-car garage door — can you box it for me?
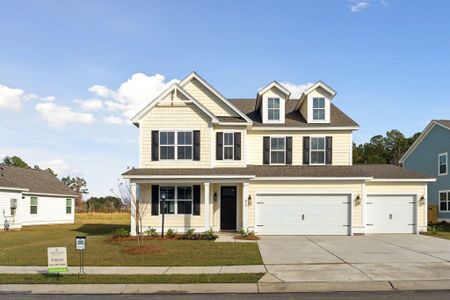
[366,195,416,234]
[255,194,351,235]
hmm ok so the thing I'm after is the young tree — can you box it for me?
[113,179,148,246]
[62,176,88,211]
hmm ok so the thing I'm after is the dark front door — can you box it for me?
[220,186,237,230]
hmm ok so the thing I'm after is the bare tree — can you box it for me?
[113,179,148,246]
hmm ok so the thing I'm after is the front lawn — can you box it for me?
[422,222,450,240]
[0,273,264,284]
[0,213,262,266]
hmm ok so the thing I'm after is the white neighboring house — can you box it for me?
[0,164,76,230]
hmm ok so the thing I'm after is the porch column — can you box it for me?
[242,182,249,230]
[204,183,210,229]
[130,182,137,236]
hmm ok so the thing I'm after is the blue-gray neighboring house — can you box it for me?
[400,120,450,222]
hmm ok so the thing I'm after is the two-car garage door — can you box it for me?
[256,194,351,235]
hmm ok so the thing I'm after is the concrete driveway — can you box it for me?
[257,234,450,283]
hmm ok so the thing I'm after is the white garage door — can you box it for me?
[366,195,416,234]
[255,194,351,235]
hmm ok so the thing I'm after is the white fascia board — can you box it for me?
[250,126,359,131]
[257,81,291,97]
[217,122,252,126]
[122,175,256,180]
[23,192,77,197]
[0,186,28,192]
[369,178,436,182]
[131,83,219,124]
[296,81,337,111]
[252,177,372,181]
[179,72,253,123]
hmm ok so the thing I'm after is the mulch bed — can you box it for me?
[234,235,260,241]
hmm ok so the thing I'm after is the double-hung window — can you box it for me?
[439,153,448,176]
[439,191,450,212]
[310,137,326,164]
[30,197,38,214]
[313,97,325,121]
[270,137,285,164]
[268,98,280,121]
[223,132,234,160]
[160,131,193,160]
[159,186,193,215]
[66,199,72,214]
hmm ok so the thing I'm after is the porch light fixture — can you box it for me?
[354,195,361,206]
[419,196,425,206]
[248,195,252,206]
[213,193,218,202]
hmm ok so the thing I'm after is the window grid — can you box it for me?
[66,199,72,214]
[159,131,193,160]
[310,137,326,165]
[268,98,280,121]
[30,196,38,215]
[159,186,193,215]
[312,97,326,121]
[438,153,448,176]
[270,137,286,164]
[439,191,450,212]
[223,132,234,160]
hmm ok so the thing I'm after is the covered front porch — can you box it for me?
[129,176,253,235]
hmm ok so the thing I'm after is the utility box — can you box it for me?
[428,205,438,224]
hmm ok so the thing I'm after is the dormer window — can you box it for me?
[313,98,325,121]
[268,98,280,121]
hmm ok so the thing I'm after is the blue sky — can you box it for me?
[1,0,450,196]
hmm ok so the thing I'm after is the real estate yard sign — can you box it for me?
[47,247,68,273]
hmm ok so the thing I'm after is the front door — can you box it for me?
[220,186,237,230]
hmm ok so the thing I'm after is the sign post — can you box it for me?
[75,236,86,278]
[47,247,68,279]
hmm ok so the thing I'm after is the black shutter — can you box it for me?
[216,132,223,160]
[303,136,310,165]
[263,136,270,164]
[234,132,241,160]
[286,137,292,164]
[326,136,333,164]
[151,131,159,161]
[151,185,159,215]
[193,130,201,161]
[193,185,200,215]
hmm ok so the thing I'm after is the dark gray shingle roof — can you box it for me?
[434,120,450,128]
[0,165,76,195]
[123,164,432,180]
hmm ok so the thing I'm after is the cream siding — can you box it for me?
[183,78,237,117]
[139,104,211,168]
[213,125,247,168]
[246,130,352,165]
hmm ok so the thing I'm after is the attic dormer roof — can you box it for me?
[255,81,291,110]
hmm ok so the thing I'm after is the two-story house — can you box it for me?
[123,72,433,236]
[400,120,450,222]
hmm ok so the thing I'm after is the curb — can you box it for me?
[1,280,450,294]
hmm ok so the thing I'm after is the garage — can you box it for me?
[255,194,351,235]
[366,195,416,234]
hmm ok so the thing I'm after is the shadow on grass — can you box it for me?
[72,224,130,236]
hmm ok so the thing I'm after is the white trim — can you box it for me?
[0,186,29,192]
[223,132,234,160]
[361,182,366,235]
[123,175,255,179]
[242,182,249,229]
[312,97,326,121]
[369,178,436,182]
[159,185,194,216]
[159,130,194,161]
[257,81,291,97]
[267,97,282,122]
[400,120,450,163]
[310,136,326,165]
[438,152,448,176]
[253,177,371,181]
[22,192,76,198]
[296,81,337,111]
[131,83,220,124]
[438,190,450,212]
[269,136,286,165]
[349,133,353,165]
[204,183,210,229]
[179,72,252,124]
[424,184,428,228]
[250,126,359,131]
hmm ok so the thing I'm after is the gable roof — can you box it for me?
[230,99,359,128]
[400,119,450,163]
[131,83,220,126]
[255,81,291,110]
[0,165,76,196]
[295,81,337,110]
[179,72,252,124]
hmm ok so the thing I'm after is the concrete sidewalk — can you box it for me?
[0,265,266,275]
[1,280,450,294]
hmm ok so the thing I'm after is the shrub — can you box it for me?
[186,228,195,237]
[166,228,176,238]
[200,228,217,240]
[112,228,130,237]
[428,224,444,234]
[145,228,158,237]
[239,228,255,238]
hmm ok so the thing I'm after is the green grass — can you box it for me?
[422,222,450,240]
[0,273,264,284]
[0,213,262,266]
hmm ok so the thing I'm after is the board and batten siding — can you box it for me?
[403,125,450,220]
[139,104,212,168]
[246,130,352,165]
[182,78,238,117]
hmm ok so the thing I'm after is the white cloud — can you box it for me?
[89,73,179,119]
[38,158,81,177]
[349,1,370,12]
[24,94,55,102]
[75,99,104,111]
[280,82,314,99]
[103,115,126,125]
[0,84,24,111]
[35,102,95,127]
